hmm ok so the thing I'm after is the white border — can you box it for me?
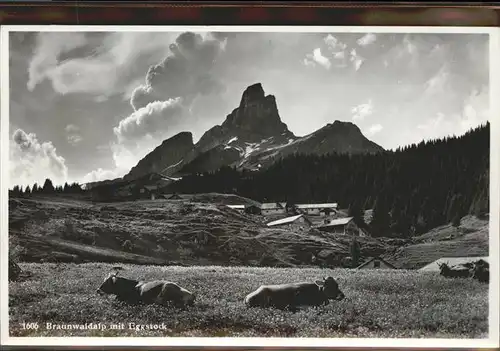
[1,25,499,348]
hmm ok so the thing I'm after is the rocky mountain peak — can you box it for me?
[196,83,294,152]
[239,83,266,108]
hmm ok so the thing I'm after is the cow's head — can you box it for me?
[438,262,450,275]
[316,276,345,301]
[179,287,196,306]
[97,272,119,295]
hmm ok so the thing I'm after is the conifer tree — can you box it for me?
[42,178,55,193]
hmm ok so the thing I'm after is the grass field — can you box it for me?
[9,263,488,338]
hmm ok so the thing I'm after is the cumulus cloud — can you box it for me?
[309,34,367,71]
[80,167,121,184]
[65,124,83,145]
[27,32,174,99]
[357,33,377,47]
[367,124,383,136]
[113,98,186,143]
[351,100,374,121]
[324,34,347,53]
[130,32,226,111]
[303,48,331,70]
[10,129,68,187]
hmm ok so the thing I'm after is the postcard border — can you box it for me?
[1,25,499,348]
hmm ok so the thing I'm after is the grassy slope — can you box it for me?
[9,263,488,338]
[383,215,489,269]
[9,195,388,267]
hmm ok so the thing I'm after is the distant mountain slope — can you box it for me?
[125,131,195,180]
[383,215,489,269]
[9,196,388,267]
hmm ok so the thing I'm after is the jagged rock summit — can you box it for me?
[195,83,295,154]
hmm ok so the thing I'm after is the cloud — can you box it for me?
[27,32,88,92]
[349,49,365,71]
[459,88,489,134]
[357,33,377,47]
[304,48,331,70]
[367,124,383,136]
[10,129,68,187]
[109,97,191,177]
[113,98,186,143]
[324,34,347,52]
[424,65,449,94]
[415,88,488,142]
[351,100,373,121]
[130,32,226,110]
[27,32,175,99]
[80,168,121,184]
[417,113,445,131]
[65,124,83,145]
[319,34,367,71]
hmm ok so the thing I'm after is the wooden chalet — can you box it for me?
[315,217,369,237]
[266,214,312,231]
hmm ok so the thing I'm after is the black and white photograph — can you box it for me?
[1,26,498,347]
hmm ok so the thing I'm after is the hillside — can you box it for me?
[382,215,489,269]
[9,195,389,267]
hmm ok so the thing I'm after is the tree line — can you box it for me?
[10,178,83,196]
[169,123,490,238]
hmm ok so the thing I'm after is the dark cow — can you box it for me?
[438,262,471,278]
[470,261,489,283]
[9,260,22,281]
[97,272,195,307]
[244,276,345,311]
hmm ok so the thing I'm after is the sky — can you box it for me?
[5,30,490,188]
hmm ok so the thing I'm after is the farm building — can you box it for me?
[261,202,287,215]
[161,193,183,200]
[266,214,313,231]
[244,202,286,215]
[226,204,245,212]
[315,217,368,237]
[357,256,397,270]
[419,256,489,271]
[244,204,262,215]
[291,203,338,216]
[138,185,160,200]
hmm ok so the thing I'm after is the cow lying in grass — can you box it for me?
[438,262,471,278]
[97,272,196,307]
[244,276,345,311]
[470,260,489,283]
[438,261,489,283]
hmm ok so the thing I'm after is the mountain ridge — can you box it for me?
[90,83,384,186]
